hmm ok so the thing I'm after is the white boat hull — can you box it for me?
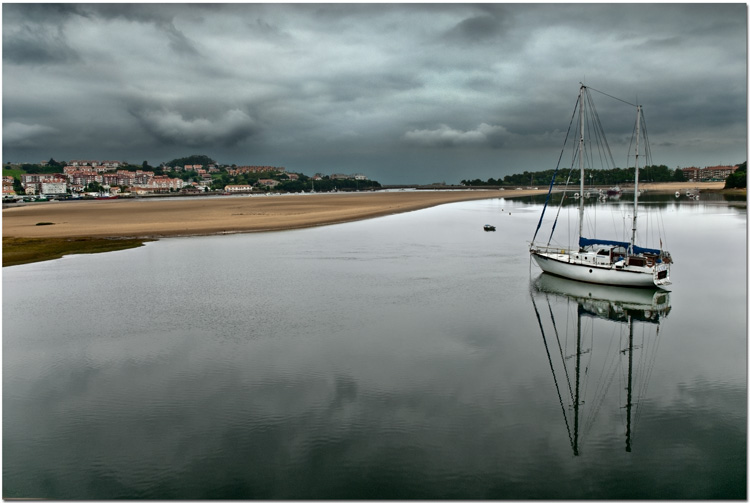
[531,250,669,288]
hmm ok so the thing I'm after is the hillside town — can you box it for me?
[2,158,372,200]
[2,158,744,202]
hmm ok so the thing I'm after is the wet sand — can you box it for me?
[627,181,726,192]
[2,190,539,239]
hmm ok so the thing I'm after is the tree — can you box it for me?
[85,181,104,193]
[13,178,24,195]
[21,163,41,174]
[724,162,746,189]
[165,154,217,168]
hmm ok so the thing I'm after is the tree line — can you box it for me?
[461,165,685,188]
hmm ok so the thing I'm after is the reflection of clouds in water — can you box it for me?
[9,348,744,499]
[2,200,745,499]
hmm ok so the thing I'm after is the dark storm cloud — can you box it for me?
[2,4,85,64]
[402,123,513,149]
[2,24,80,65]
[441,6,514,46]
[128,106,259,148]
[2,3,746,183]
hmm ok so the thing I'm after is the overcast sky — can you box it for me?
[3,3,747,184]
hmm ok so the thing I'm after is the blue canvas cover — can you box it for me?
[579,237,662,256]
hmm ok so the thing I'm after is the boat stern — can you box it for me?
[653,263,671,287]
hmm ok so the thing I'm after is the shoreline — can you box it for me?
[2,182,739,266]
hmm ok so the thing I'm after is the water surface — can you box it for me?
[3,196,746,499]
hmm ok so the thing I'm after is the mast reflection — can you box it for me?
[531,273,671,455]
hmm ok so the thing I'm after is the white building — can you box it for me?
[41,181,68,195]
[224,184,254,193]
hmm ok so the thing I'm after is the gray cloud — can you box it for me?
[3,24,80,65]
[2,3,746,184]
[403,123,512,148]
[3,122,59,148]
[130,107,259,148]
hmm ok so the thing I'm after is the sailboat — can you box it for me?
[529,85,672,288]
[531,273,671,455]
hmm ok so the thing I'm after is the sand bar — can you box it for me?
[2,190,539,239]
[1,182,730,240]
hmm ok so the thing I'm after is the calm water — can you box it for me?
[3,195,747,499]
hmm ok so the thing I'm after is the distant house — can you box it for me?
[132,187,157,195]
[258,179,280,187]
[69,160,94,167]
[224,184,254,193]
[3,179,16,196]
[181,185,203,194]
[145,175,184,192]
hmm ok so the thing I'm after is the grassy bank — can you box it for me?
[3,237,152,267]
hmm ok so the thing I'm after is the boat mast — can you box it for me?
[573,304,582,456]
[578,85,586,246]
[625,315,634,452]
[630,105,641,254]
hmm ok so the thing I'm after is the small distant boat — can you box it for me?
[95,193,119,200]
[484,224,496,232]
[607,185,622,196]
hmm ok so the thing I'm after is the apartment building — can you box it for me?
[703,165,738,180]
[681,165,738,182]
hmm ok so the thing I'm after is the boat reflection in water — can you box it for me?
[530,273,671,456]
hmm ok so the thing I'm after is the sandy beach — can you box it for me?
[1,182,729,240]
[2,190,535,239]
